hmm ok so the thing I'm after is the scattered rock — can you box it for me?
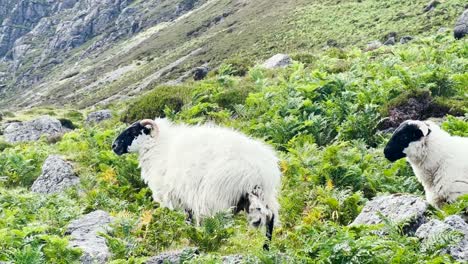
[3,116,65,143]
[438,27,449,34]
[223,255,244,264]
[192,66,209,81]
[351,194,428,234]
[326,39,339,47]
[146,248,199,264]
[262,54,292,69]
[85,110,112,124]
[399,36,413,44]
[383,37,396,46]
[378,90,464,130]
[454,9,468,39]
[66,210,113,264]
[416,215,468,261]
[31,155,79,194]
[423,0,440,13]
[365,40,383,51]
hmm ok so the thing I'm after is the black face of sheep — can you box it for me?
[112,120,152,155]
[384,121,430,162]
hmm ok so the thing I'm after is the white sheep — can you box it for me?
[112,119,281,249]
[384,120,468,208]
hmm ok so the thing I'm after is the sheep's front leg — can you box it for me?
[263,213,275,251]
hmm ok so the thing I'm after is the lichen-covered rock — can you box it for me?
[3,116,65,143]
[66,210,113,264]
[146,248,199,264]
[262,54,292,69]
[31,155,79,194]
[85,110,112,124]
[351,194,428,234]
[454,9,468,39]
[416,215,468,261]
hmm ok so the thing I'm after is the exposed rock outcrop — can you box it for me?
[192,66,209,81]
[86,110,113,124]
[416,215,468,261]
[146,248,199,264]
[351,194,428,234]
[454,9,468,39]
[3,116,65,143]
[423,0,440,13]
[262,54,292,69]
[399,36,414,44]
[365,40,382,51]
[66,210,113,264]
[31,155,79,194]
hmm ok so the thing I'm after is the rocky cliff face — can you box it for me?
[0,0,204,104]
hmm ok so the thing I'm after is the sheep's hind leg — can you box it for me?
[185,209,194,225]
[263,213,275,251]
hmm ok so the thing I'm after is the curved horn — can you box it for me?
[140,119,159,137]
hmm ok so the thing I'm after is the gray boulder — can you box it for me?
[262,54,292,69]
[3,116,65,143]
[416,215,468,261]
[365,40,383,51]
[423,0,440,12]
[85,110,112,124]
[31,155,79,194]
[454,9,468,40]
[351,194,428,234]
[192,66,209,81]
[66,210,113,264]
[400,36,414,44]
[383,37,396,46]
[146,248,199,264]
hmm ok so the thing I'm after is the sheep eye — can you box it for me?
[256,207,261,211]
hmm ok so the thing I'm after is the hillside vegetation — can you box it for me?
[0,0,466,109]
[0,32,467,263]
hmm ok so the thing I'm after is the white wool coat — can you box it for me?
[404,121,468,208]
[137,119,281,223]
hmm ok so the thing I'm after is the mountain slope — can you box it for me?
[0,0,466,109]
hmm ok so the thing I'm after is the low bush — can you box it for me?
[121,85,193,123]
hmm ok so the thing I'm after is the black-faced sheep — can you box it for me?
[112,119,281,249]
[384,120,468,208]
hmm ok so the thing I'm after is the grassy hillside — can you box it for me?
[0,33,467,263]
[1,0,466,109]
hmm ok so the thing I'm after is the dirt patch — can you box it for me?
[379,90,465,129]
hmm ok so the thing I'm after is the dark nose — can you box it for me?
[112,142,117,149]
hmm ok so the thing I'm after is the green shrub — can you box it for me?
[0,146,47,187]
[63,110,84,123]
[121,85,193,123]
[441,116,468,137]
[217,56,253,77]
[188,212,235,252]
[0,141,12,151]
[291,53,317,66]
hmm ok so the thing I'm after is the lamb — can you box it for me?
[112,118,281,249]
[384,120,468,208]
